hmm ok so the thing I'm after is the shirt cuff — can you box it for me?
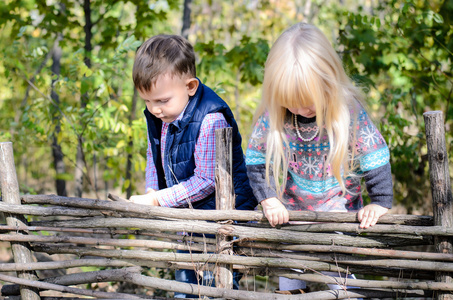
[154,188,177,207]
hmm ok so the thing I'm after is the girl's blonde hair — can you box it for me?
[255,22,363,196]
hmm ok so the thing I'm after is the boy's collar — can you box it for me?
[165,101,189,127]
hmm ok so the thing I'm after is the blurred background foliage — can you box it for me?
[0,0,451,215]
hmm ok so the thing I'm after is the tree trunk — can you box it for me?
[74,140,84,197]
[51,31,67,197]
[74,0,93,197]
[181,0,192,39]
[126,88,138,198]
[83,0,92,69]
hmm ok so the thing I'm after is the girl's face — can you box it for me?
[287,105,316,118]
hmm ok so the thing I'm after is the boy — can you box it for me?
[130,34,257,297]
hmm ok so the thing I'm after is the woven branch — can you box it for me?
[107,271,432,300]
[20,194,433,225]
[0,272,143,299]
[237,241,453,261]
[269,269,452,291]
[279,222,453,236]
[0,259,137,271]
[1,267,142,296]
[32,244,351,274]
[236,247,453,272]
[0,225,217,244]
[28,217,430,248]
[0,233,216,252]
[31,243,453,273]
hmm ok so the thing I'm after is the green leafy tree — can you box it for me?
[1,0,451,215]
[335,0,452,212]
[0,0,179,198]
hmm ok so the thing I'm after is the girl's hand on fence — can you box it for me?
[358,204,389,229]
[129,190,160,206]
[261,197,289,227]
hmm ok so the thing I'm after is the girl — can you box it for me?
[246,22,393,293]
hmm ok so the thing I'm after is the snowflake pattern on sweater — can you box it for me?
[246,104,390,212]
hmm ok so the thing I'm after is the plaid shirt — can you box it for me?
[145,112,228,207]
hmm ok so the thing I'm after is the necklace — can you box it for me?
[294,114,319,142]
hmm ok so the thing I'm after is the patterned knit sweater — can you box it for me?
[246,104,393,212]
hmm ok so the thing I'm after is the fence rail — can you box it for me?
[0,111,452,299]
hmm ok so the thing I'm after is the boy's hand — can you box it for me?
[358,204,388,229]
[129,190,160,206]
[261,197,289,227]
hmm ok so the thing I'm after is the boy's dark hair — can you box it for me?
[133,34,196,92]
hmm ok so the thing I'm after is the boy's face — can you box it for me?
[139,73,198,123]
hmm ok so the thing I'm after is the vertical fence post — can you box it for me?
[424,111,453,300]
[214,128,234,290]
[0,142,41,299]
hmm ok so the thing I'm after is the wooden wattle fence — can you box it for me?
[0,111,452,299]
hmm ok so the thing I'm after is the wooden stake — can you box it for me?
[215,127,234,289]
[424,111,453,300]
[0,142,40,300]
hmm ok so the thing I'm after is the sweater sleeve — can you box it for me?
[363,162,393,208]
[246,164,279,202]
[245,112,279,202]
[352,104,394,209]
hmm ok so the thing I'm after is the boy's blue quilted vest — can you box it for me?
[144,79,257,211]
